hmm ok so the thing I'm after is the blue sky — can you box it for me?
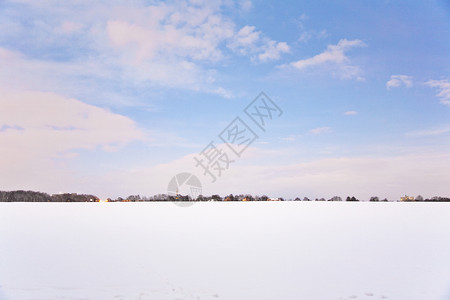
[0,0,449,200]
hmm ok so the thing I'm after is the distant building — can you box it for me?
[400,195,415,202]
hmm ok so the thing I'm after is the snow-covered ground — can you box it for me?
[0,202,449,300]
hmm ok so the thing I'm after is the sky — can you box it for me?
[0,0,449,200]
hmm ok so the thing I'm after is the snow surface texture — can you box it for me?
[0,202,449,300]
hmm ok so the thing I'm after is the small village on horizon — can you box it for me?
[1,190,449,203]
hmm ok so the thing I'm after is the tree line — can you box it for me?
[0,190,99,202]
[1,190,449,202]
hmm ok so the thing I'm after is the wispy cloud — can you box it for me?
[281,134,302,142]
[344,110,358,116]
[426,79,450,106]
[211,87,234,99]
[286,39,366,80]
[298,29,328,43]
[386,75,413,90]
[294,12,328,43]
[283,126,332,140]
[407,126,450,137]
[309,126,332,135]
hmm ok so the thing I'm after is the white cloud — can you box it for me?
[106,4,234,63]
[258,40,290,62]
[288,39,366,80]
[92,1,290,89]
[103,1,290,85]
[227,25,261,55]
[227,25,290,62]
[309,126,332,135]
[344,110,358,115]
[292,39,364,68]
[1,1,288,98]
[426,79,450,106]
[211,87,234,98]
[0,41,219,102]
[0,88,144,192]
[0,89,143,150]
[386,75,413,90]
